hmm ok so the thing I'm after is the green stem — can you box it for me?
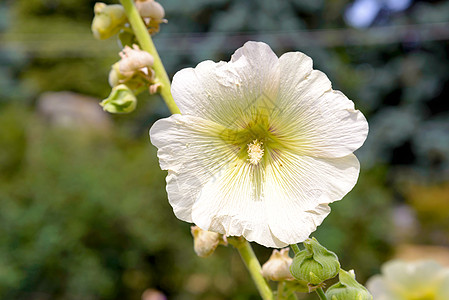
[290,244,301,255]
[119,0,180,114]
[315,287,327,300]
[277,281,284,300]
[229,237,274,300]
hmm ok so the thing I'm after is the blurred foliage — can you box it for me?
[315,166,394,282]
[1,0,449,299]
[403,182,449,244]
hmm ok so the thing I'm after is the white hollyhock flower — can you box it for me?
[150,41,368,248]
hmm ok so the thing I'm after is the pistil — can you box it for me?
[247,139,264,165]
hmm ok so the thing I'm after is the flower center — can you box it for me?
[247,139,264,165]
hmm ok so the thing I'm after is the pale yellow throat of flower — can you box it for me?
[247,139,264,165]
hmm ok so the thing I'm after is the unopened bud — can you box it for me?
[191,226,226,258]
[119,45,154,78]
[108,61,150,91]
[261,248,295,281]
[326,269,373,300]
[108,63,122,87]
[100,84,137,114]
[91,3,127,40]
[135,0,165,20]
[290,238,340,285]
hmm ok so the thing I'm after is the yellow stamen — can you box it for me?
[247,139,264,165]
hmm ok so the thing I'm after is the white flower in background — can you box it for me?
[150,41,368,247]
[367,260,449,300]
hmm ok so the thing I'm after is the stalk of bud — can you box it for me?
[118,30,137,48]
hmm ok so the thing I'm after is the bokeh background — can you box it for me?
[1,0,449,299]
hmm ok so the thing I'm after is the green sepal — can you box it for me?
[325,269,373,300]
[289,237,340,285]
[100,84,137,114]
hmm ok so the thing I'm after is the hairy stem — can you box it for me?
[315,287,327,300]
[277,281,285,300]
[290,244,301,255]
[119,0,180,114]
[229,237,274,300]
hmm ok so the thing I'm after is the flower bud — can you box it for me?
[290,238,340,285]
[119,45,154,78]
[100,84,137,114]
[261,248,295,281]
[326,269,373,300]
[191,226,226,258]
[108,61,150,91]
[108,63,122,87]
[135,0,165,20]
[91,3,127,40]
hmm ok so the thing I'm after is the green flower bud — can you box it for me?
[100,84,137,114]
[108,62,149,91]
[91,2,127,40]
[289,238,340,285]
[326,269,373,300]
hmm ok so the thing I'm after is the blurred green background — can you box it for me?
[1,0,449,299]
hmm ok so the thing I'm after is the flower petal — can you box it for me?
[273,52,368,158]
[151,115,361,247]
[190,160,287,248]
[171,41,280,128]
[366,276,398,300]
[264,152,360,244]
[151,114,286,247]
[150,114,236,222]
[438,272,449,300]
[381,260,444,296]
